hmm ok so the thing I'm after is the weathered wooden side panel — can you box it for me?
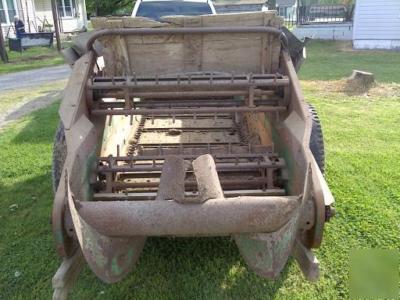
[92,12,283,76]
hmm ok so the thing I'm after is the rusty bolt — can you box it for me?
[325,206,336,222]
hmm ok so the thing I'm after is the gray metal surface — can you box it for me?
[77,196,300,236]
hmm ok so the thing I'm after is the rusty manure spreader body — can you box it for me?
[51,12,335,298]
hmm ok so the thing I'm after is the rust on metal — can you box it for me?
[51,11,335,297]
[85,26,286,51]
[77,196,300,236]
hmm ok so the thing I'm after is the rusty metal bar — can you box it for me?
[92,73,284,83]
[97,99,280,109]
[136,145,273,156]
[88,78,289,90]
[92,189,287,201]
[98,160,285,173]
[86,27,285,51]
[105,177,275,190]
[93,89,275,99]
[98,152,276,162]
[77,196,299,236]
[91,106,286,116]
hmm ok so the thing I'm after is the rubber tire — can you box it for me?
[52,121,67,193]
[308,104,325,174]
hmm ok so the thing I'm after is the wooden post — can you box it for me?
[0,23,9,63]
[50,0,62,51]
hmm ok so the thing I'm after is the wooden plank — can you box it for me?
[183,17,203,72]
[128,43,185,75]
[139,130,241,144]
[122,17,171,28]
[101,115,142,157]
[201,36,262,74]
[244,112,273,147]
[96,12,283,76]
[162,11,277,27]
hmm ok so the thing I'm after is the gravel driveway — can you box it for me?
[0,65,70,128]
[0,65,70,92]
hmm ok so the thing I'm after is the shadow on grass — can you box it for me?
[4,91,60,125]
[0,173,58,300]
[71,236,291,299]
[11,101,59,144]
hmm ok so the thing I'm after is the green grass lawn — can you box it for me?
[0,46,64,74]
[299,40,400,83]
[0,81,66,115]
[0,41,399,299]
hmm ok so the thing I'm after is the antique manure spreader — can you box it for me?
[51,12,335,298]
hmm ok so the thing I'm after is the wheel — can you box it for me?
[308,104,325,174]
[52,121,67,193]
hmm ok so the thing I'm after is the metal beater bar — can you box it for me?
[135,145,273,156]
[77,196,298,236]
[97,160,285,173]
[92,189,287,201]
[91,106,286,116]
[93,89,275,99]
[88,77,289,90]
[104,178,275,190]
[97,99,280,109]
[98,152,277,162]
[92,73,284,83]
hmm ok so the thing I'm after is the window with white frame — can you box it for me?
[0,0,17,24]
[58,0,76,18]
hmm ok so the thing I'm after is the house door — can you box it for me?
[57,0,80,32]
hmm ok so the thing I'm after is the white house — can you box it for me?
[1,0,87,37]
[353,0,400,49]
[276,0,297,21]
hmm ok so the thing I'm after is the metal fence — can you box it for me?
[297,5,354,25]
[283,14,297,28]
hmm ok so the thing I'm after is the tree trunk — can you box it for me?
[0,23,9,63]
[50,0,62,51]
[346,70,375,93]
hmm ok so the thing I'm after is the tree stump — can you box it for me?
[346,70,375,93]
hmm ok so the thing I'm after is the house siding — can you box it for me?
[34,0,53,31]
[1,0,37,38]
[353,0,400,49]
[19,0,37,33]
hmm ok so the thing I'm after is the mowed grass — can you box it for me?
[299,40,400,83]
[0,41,400,299]
[0,46,64,74]
[0,80,66,114]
